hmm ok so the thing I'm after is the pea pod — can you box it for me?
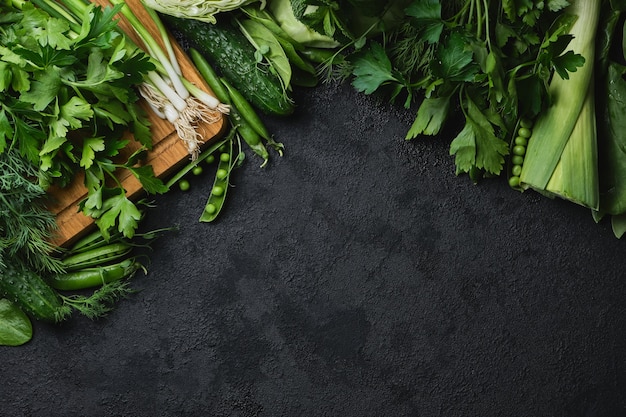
[189,48,230,104]
[200,137,235,223]
[220,77,272,141]
[68,228,125,254]
[165,135,230,190]
[61,242,133,271]
[508,118,533,189]
[49,258,143,291]
[232,108,270,167]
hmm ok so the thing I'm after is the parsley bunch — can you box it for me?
[0,2,166,238]
[309,0,586,179]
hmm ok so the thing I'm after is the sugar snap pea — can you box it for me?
[220,77,272,141]
[231,108,270,167]
[49,258,144,291]
[189,48,230,104]
[61,242,133,271]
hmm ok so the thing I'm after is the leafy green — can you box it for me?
[0,299,32,346]
[0,1,164,239]
[239,18,293,91]
[351,41,405,94]
[328,0,584,177]
[0,151,64,273]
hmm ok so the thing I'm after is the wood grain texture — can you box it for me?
[46,0,226,247]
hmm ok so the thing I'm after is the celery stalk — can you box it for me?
[519,0,601,209]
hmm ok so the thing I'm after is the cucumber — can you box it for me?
[0,262,70,323]
[165,15,295,116]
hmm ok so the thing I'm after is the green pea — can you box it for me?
[216,168,228,179]
[212,185,224,196]
[508,176,520,188]
[517,127,532,138]
[520,118,533,129]
[511,155,524,165]
[514,136,528,147]
[513,145,526,156]
[178,179,190,191]
[192,166,203,176]
[220,152,230,162]
[205,203,217,215]
[511,164,522,177]
[205,154,215,165]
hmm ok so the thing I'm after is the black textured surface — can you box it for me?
[3,82,626,417]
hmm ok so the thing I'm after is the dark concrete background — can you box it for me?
[2,81,626,417]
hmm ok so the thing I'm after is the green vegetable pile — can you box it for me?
[262,0,626,236]
[3,0,626,346]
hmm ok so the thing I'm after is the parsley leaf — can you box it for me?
[449,96,509,175]
[95,190,143,239]
[406,96,451,139]
[80,137,106,169]
[431,30,479,82]
[404,0,444,44]
[351,42,404,94]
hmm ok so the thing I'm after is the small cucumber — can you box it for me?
[0,262,69,323]
[164,15,295,116]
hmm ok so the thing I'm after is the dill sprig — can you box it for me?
[0,151,64,274]
[60,280,137,320]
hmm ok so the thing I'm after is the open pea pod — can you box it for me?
[238,17,292,91]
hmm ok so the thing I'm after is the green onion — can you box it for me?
[33,0,230,160]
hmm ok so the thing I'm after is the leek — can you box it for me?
[519,0,601,210]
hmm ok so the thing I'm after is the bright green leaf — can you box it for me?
[19,68,62,111]
[406,96,451,139]
[0,298,32,346]
[129,165,168,194]
[39,135,67,156]
[96,191,142,239]
[61,96,93,129]
[405,0,444,44]
[80,137,105,169]
[431,31,478,82]
[450,97,509,175]
[351,42,400,94]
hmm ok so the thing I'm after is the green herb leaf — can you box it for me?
[80,137,105,169]
[0,298,32,346]
[128,165,168,194]
[96,191,143,239]
[405,0,444,44]
[449,96,509,175]
[351,42,402,94]
[406,96,451,139]
[431,31,478,82]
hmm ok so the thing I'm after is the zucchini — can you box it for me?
[164,15,295,116]
[0,262,70,323]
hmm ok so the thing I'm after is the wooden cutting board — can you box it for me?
[46,0,226,247]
